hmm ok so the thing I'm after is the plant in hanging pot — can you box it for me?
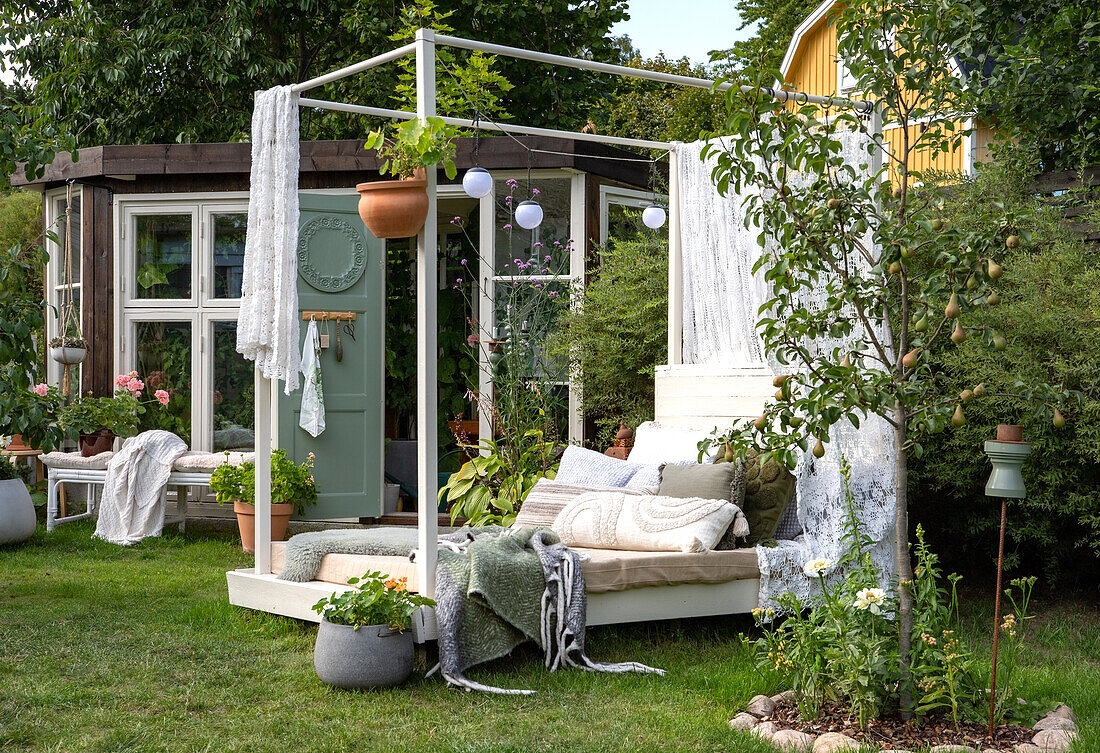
[0,455,37,545]
[55,373,171,456]
[48,335,87,365]
[311,570,436,689]
[209,449,317,553]
[358,116,458,239]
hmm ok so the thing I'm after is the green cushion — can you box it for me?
[657,461,747,550]
[738,447,797,547]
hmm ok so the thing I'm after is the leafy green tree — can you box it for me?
[704,0,1073,715]
[722,0,822,74]
[548,231,667,445]
[959,0,1100,170]
[0,0,628,149]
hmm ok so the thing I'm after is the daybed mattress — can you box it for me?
[268,542,759,594]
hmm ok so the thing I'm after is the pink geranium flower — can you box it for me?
[115,374,130,388]
[155,390,170,406]
[127,378,144,393]
[32,383,49,397]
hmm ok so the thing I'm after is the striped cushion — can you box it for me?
[514,479,652,529]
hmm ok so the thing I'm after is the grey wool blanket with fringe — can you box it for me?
[278,526,663,693]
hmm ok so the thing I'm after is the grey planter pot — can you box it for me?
[314,619,414,689]
[0,479,37,545]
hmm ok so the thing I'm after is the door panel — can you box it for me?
[279,193,384,519]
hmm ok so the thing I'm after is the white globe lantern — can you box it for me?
[514,200,544,230]
[642,204,667,229]
[462,167,493,199]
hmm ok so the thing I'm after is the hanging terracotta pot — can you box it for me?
[356,169,429,239]
[78,429,115,457]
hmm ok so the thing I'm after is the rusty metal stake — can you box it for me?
[988,495,1008,738]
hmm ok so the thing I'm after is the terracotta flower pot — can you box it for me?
[996,424,1024,442]
[79,430,116,457]
[233,500,295,554]
[355,171,429,239]
[5,434,29,452]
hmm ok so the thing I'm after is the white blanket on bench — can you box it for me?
[94,431,188,545]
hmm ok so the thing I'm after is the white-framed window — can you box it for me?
[599,184,663,247]
[44,187,83,389]
[115,193,254,450]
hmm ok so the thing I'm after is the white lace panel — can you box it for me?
[675,132,898,611]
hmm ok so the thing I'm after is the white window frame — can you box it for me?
[119,203,200,309]
[201,204,249,308]
[599,184,659,246]
[44,186,83,389]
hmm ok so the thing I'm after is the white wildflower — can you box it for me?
[802,558,833,578]
[853,587,887,614]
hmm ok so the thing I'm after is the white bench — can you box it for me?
[41,451,254,533]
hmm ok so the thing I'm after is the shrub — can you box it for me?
[312,571,435,632]
[909,147,1100,585]
[548,231,667,445]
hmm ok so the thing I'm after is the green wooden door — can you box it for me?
[279,193,384,519]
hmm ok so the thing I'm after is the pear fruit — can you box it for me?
[841,353,851,368]
[960,389,974,402]
[889,261,902,274]
[1006,234,1020,249]
[992,332,1007,351]
[930,219,943,232]
[973,382,986,398]
[951,404,966,427]
[1053,408,1066,428]
[951,320,967,344]
[966,274,978,290]
[987,259,1003,279]
[775,389,786,401]
[902,348,920,369]
[892,185,903,198]
[987,291,1001,306]
[789,416,804,428]
[900,245,912,259]
[914,316,928,332]
[772,374,788,388]
[827,197,841,210]
[812,438,826,458]
[724,443,735,462]
[945,292,961,319]
[753,414,768,431]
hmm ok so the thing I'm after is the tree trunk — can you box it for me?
[895,399,914,718]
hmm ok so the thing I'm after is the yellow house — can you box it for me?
[779,0,996,176]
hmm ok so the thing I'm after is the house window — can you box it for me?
[118,198,253,450]
[45,189,82,389]
[599,185,664,247]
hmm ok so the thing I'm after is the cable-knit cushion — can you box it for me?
[171,451,255,472]
[40,451,115,471]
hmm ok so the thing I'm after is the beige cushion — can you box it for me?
[269,541,758,593]
[553,492,738,553]
[515,479,651,529]
[41,451,115,471]
[172,451,255,472]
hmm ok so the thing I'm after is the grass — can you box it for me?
[0,522,1095,753]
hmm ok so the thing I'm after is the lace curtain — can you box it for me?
[675,135,897,611]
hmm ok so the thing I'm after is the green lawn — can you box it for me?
[0,522,1095,753]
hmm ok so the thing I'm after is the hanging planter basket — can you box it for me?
[49,338,87,365]
[355,170,429,239]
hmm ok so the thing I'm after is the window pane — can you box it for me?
[212,321,254,450]
[213,213,247,299]
[134,214,192,299]
[54,197,81,285]
[135,321,192,442]
[494,177,572,274]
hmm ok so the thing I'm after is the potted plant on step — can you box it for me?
[311,570,435,689]
[0,455,36,545]
[209,449,317,553]
[358,116,458,239]
[56,373,171,456]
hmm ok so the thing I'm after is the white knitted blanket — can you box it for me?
[94,431,187,545]
[237,85,301,394]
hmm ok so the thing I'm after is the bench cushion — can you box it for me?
[41,451,115,471]
[172,451,255,472]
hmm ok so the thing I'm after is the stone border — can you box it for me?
[727,693,1079,753]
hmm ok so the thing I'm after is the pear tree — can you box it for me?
[704,0,1074,714]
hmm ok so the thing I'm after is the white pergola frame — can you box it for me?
[244,29,876,623]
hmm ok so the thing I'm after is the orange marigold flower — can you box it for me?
[385,578,397,589]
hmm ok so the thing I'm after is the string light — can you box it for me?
[462,114,494,198]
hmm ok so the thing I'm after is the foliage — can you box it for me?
[0,0,626,149]
[0,243,70,452]
[55,373,172,438]
[208,448,317,514]
[548,231,667,445]
[959,0,1100,170]
[439,432,557,527]
[909,147,1100,584]
[0,454,20,481]
[364,116,458,180]
[312,570,435,632]
[723,0,822,75]
[703,0,1075,715]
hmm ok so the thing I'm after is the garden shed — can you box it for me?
[13,137,658,520]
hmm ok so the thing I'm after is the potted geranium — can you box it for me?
[56,373,171,456]
[0,455,36,545]
[208,449,317,553]
[311,570,435,689]
[358,116,458,238]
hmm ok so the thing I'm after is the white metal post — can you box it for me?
[253,369,272,575]
[667,147,683,366]
[477,187,495,449]
[415,28,439,600]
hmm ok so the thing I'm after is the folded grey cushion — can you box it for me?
[657,460,747,549]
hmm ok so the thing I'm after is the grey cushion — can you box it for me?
[657,461,747,549]
[774,495,803,539]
